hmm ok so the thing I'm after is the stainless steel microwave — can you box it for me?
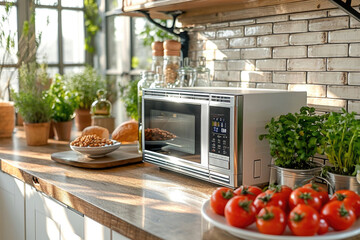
[142,88,306,187]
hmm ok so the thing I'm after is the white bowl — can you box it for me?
[70,140,121,158]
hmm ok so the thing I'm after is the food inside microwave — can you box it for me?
[144,128,176,141]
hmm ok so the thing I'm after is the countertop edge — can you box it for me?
[0,159,162,240]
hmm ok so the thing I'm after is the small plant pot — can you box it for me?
[0,101,15,138]
[23,122,50,146]
[327,171,360,195]
[271,162,323,189]
[75,109,91,131]
[53,120,73,141]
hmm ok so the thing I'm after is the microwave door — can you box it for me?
[143,98,208,168]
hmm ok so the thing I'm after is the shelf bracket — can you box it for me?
[329,0,360,22]
[136,10,190,58]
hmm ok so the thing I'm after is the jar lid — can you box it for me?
[163,40,181,56]
[151,41,164,56]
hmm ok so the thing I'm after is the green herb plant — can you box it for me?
[119,79,139,121]
[259,106,327,169]
[48,74,77,122]
[66,66,106,110]
[11,62,52,123]
[322,109,360,176]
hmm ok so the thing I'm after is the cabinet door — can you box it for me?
[26,184,84,240]
[0,171,25,240]
[84,216,111,240]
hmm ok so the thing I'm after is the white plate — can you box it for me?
[70,140,121,158]
[201,199,360,240]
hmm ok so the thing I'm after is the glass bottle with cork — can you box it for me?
[163,40,181,88]
[194,56,211,87]
[137,71,155,153]
[151,41,163,73]
[90,89,115,133]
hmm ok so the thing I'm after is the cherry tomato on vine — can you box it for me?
[303,182,329,206]
[253,192,287,213]
[256,206,286,235]
[289,187,322,211]
[234,185,263,201]
[330,190,360,218]
[224,195,256,228]
[321,200,356,231]
[288,204,319,236]
[210,187,234,216]
[317,217,329,235]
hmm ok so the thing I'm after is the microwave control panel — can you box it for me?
[209,106,230,169]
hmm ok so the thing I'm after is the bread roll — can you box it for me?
[112,120,138,143]
[82,126,109,139]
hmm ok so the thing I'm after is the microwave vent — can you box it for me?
[179,93,210,101]
[211,95,231,103]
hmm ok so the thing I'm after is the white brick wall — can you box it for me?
[288,59,326,71]
[273,46,307,58]
[240,48,272,59]
[188,6,360,113]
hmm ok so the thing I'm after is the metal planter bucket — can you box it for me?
[270,162,323,189]
[327,172,360,195]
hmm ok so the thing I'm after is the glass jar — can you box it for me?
[194,56,211,87]
[178,57,196,87]
[90,89,112,116]
[151,41,164,72]
[138,71,155,153]
[151,55,163,73]
[150,66,165,88]
[163,55,180,88]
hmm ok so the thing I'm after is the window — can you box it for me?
[35,0,85,75]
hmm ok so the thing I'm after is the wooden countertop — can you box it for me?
[0,128,220,240]
[1,128,359,240]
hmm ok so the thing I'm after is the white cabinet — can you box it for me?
[112,230,131,240]
[0,171,25,240]
[26,184,84,240]
[85,216,111,240]
[0,171,130,240]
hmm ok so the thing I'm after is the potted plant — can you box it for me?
[65,66,106,131]
[48,74,77,141]
[259,106,327,188]
[322,109,360,194]
[11,62,52,146]
[0,2,16,138]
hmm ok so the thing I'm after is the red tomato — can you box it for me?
[253,192,287,213]
[330,190,360,218]
[256,206,286,235]
[210,187,234,216]
[303,182,329,205]
[266,184,292,200]
[234,185,263,201]
[224,195,256,228]
[289,187,322,211]
[317,217,329,235]
[322,200,356,231]
[288,204,320,236]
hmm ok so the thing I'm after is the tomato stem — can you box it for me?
[238,200,253,213]
[257,208,274,221]
[221,190,234,199]
[299,192,313,205]
[292,212,305,222]
[339,203,350,217]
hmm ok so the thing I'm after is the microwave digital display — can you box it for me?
[209,106,230,157]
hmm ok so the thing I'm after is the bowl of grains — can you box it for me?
[70,134,121,158]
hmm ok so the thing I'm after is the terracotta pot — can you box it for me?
[53,120,73,141]
[23,122,50,146]
[75,109,91,131]
[49,121,55,139]
[0,101,15,137]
